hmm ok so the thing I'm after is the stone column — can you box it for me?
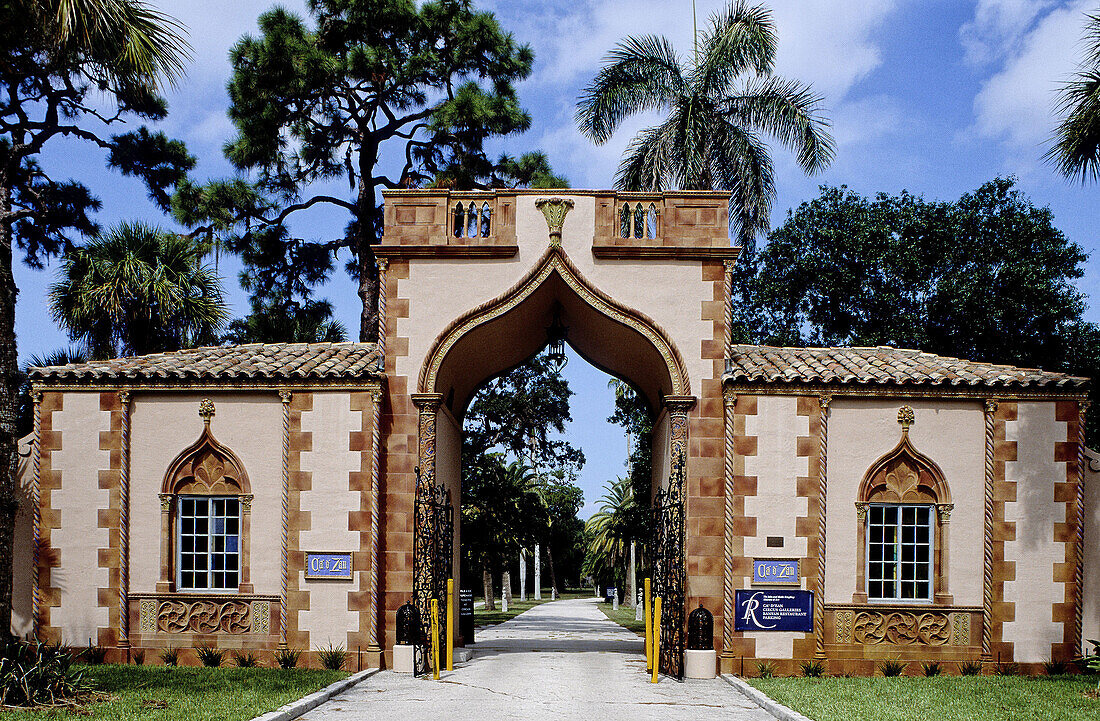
[367,385,385,657]
[156,494,173,593]
[412,393,443,627]
[30,391,42,638]
[1075,400,1090,654]
[722,388,736,654]
[534,544,541,600]
[117,391,132,654]
[519,549,527,602]
[935,503,953,604]
[279,390,292,648]
[814,394,830,658]
[627,542,636,608]
[981,399,996,661]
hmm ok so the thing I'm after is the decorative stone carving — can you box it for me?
[159,494,172,512]
[835,610,854,643]
[157,599,253,634]
[852,611,952,646]
[254,600,270,635]
[855,502,869,522]
[950,612,969,646]
[936,503,954,523]
[139,599,157,633]
[162,413,251,497]
[897,405,915,430]
[535,197,574,244]
[199,398,216,421]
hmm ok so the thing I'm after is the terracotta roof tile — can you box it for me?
[726,345,1087,390]
[29,342,383,384]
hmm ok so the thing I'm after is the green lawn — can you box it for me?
[749,675,1099,721]
[3,665,347,721]
[474,589,592,627]
[596,601,645,635]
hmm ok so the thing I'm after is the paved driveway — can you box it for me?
[300,597,776,721]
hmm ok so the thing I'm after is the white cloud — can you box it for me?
[960,0,1056,66]
[971,0,1092,152]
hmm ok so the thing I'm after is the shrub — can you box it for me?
[195,644,225,668]
[1081,640,1099,691]
[799,660,825,678]
[132,649,145,666]
[317,644,347,671]
[920,661,942,677]
[82,639,108,665]
[274,648,302,669]
[958,660,983,676]
[233,651,259,668]
[0,639,87,707]
[1043,658,1069,675]
[160,647,180,666]
[756,661,776,678]
[879,659,907,677]
[994,661,1019,676]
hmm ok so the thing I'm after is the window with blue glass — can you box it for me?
[178,496,240,591]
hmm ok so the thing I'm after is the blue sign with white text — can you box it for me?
[305,552,353,580]
[753,559,800,585]
[734,590,813,632]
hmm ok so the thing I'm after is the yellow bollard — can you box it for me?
[431,598,440,680]
[446,579,454,671]
[644,578,652,671]
[651,596,662,684]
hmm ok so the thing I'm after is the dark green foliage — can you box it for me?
[316,644,347,671]
[83,640,108,665]
[756,660,776,678]
[232,651,259,668]
[740,178,1100,443]
[274,648,302,670]
[0,639,87,707]
[17,347,88,437]
[48,223,228,359]
[994,662,1020,676]
[958,660,983,676]
[584,476,639,590]
[921,661,942,677]
[160,647,180,667]
[179,0,535,341]
[878,659,907,677]
[1043,658,1069,675]
[223,296,347,344]
[576,0,833,243]
[132,649,145,666]
[800,660,826,677]
[195,644,225,668]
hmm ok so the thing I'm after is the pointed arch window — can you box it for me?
[854,407,953,605]
[157,400,253,594]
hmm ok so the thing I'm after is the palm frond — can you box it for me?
[615,124,676,191]
[724,76,835,174]
[713,122,774,245]
[576,34,686,144]
[1047,69,1100,182]
[695,0,777,93]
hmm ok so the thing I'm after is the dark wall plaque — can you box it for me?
[459,589,474,644]
[734,589,813,633]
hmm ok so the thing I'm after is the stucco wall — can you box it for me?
[825,398,985,607]
[1002,401,1070,662]
[1085,447,1100,655]
[298,391,362,648]
[50,393,111,645]
[129,394,284,595]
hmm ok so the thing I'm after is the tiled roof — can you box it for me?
[29,342,383,383]
[726,345,1088,389]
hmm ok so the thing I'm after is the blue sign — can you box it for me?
[305,552,353,580]
[735,590,813,632]
[753,559,800,585]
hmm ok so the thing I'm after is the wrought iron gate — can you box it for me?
[412,469,454,676]
[651,452,686,679]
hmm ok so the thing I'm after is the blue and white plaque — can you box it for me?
[305,552,353,580]
[752,559,800,585]
[734,589,813,632]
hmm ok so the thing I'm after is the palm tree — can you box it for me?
[575,0,834,244]
[49,222,228,359]
[1048,12,1100,181]
[584,476,639,596]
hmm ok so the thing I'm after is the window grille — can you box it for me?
[178,496,240,592]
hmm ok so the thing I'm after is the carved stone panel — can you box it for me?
[156,599,254,634]
[852,611,951,646]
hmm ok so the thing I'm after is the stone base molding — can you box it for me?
[129,594,280,651]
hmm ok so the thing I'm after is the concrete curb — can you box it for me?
[720,674,815,721]
[250,668,380,721]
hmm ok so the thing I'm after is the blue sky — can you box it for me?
[20,0,1100,516]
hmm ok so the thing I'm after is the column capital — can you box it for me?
[279,390,292,404]
[723,387,737,407]
[118,389,132,405]
[412,393,444,411]
[663,395,696,414]
[984,398,998,415]
[819,393,832,411]
[376,257,389,273]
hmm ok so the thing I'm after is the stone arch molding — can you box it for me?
[417,243,691,400]
[858,430,952,506]
[161,399,251,496]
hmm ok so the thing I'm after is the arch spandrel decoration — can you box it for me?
[417,243,690,403]
[161,399,252,496]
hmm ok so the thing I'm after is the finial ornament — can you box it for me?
[199,398,216,423]
[897,405,915,431]
[535,198,574,245]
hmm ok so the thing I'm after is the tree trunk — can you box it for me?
[546,544,559,597]
[502,570,512,605]
[356,152,382,343]
[533,543,541,600]
[0,182,17,637]
[627,541,636,607]
[481,568,495,612]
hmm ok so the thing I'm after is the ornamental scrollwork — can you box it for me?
[156,600,254,634]
[852,611,951,646]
